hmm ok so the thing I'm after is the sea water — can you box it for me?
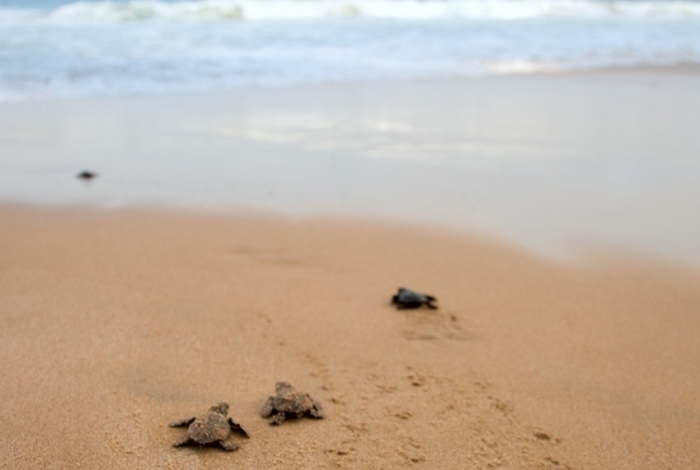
[1,0,699,266]
[0,0,699,100]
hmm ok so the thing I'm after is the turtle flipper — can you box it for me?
[173,436,194,447]
[260,398,274,418]
[268,412,285,425]
[228,417,249,438]
[307,396,325,419]
[169,417,196,427]
[219,440,240,452]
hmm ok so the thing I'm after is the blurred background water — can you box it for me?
[0,0,699,100]
[1,0,699,265]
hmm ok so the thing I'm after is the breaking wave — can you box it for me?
[3,0,700,23]
[0,0,699,100]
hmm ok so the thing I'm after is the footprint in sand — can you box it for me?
[543,456,574,469]
[398,437,426,464]
[401,309,473,341]
[325,420,369,464]
[487,395,514,415]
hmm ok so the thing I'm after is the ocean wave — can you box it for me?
[3,0,700,23]
[1,0,698,100]
[480,59,562,74]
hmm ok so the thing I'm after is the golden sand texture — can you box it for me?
[0,205,699,469]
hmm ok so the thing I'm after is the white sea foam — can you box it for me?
[481,60,561,74]
[0,0,698,24]
[0,0,699,100]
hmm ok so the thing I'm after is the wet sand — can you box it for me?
[1,204,699,469]
[1,66,700,265]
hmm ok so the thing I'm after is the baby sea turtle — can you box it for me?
[261,382,324,425]
[169,402,249,451]
[391,287,438,310]
[76,170,97,181]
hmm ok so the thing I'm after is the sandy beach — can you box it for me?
[1,67,700,469]
[0,203,699,469]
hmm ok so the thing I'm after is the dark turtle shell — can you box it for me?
[391,287,437,309]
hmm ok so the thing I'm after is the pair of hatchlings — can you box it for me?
[169,382,323,451]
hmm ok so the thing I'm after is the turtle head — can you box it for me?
[391,287,407,304]
[209,402,229,415]
[275,381,293,393]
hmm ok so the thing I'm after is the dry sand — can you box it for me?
[1,204,699,469]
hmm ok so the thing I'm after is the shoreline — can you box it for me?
[0,63,699,105]
[3,198,699,273]
[2,66,700,267]
[1,203,699,468]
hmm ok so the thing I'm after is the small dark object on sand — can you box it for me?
[77,170,97,181]
[261,382,324,425]
[391,287,438,310]
[169,402,249,451]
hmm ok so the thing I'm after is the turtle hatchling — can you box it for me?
[169,402,249,451]
[76,170,97,181]
[391,287,438,310]
[261,381,324,425]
